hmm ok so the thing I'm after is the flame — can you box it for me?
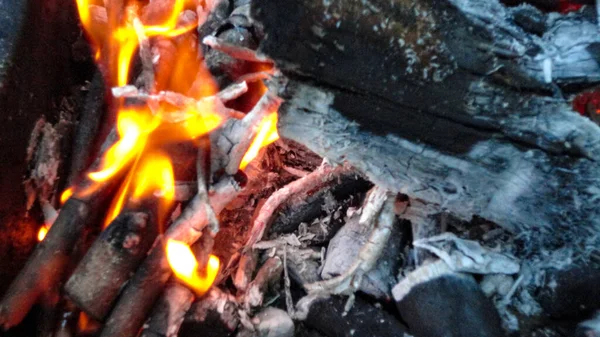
[239,112,279,170]
[103,152,175,228]
[60,187,73,205]
[132,152,175,201]
[89,109,158,182]
[166,239,220,295]
[37,226,49,242]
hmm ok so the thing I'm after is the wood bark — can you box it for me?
[251,0,600,250]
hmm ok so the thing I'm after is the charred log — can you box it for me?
[251,0,600,252]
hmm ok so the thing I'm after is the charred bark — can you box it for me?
[252,0,600,250]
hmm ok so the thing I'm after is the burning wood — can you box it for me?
[3,0,600,336]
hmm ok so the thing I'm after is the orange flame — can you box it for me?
[166,239,220,295]
[88,109,159,182]
[103,152,175,228]
[239,112,279,170]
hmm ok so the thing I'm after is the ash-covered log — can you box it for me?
[251,0,600,249]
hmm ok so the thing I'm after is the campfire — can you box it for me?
[1,0,600,336]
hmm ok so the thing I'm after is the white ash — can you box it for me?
[413,232,520,275]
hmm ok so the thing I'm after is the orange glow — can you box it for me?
[37,225,49,242]
[78,312,89,332]
[60,188,73,205]
[239,112,279,170]
[166,239,220,295]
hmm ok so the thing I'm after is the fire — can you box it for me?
[60,187,73,205]
[89,109,158,183]
[239,112,279,170]
[73,0,275,297]
[165,239,220,295]
[37,226,49,242]
[103,152,175,228]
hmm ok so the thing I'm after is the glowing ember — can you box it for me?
[239,112,279,170]
[166,239,220,295]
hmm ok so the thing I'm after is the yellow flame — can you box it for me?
[75,0,90,30]
[60,187,73,205]
[132,152,175,202]
[37,226,49,242]
[239,112,279,170]
[182,110,223,139]
[166,239,220,295]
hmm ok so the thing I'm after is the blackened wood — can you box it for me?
[393,262,503,337]
[0,199,96,329]
[0,131,121,329]
[100,176,242,337]
[179,288,239,337]
[140,229,215,337]
[537,265,600,318]
[269,173,370,235]
[64,212,151,321]
[67,71,106,186]
[252,0,600,247]
[395,272,503,337]
[140,282,194,337]
[305,295,407,337]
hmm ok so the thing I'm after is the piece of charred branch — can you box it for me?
[244,256,283,309]
[64,212,150,321]
[0,131,122,329]
[401,199,444,265]
[321,203,406,299]
[99,174,243,337]
[179,288,240,337]
[140,282,195,337]
[233,162,353,290]
[303,187,397,296]
[392,260,503,337]
[67,71,106,186]
[140,226,216,337]
[269,173,370,236]
[252,0,600,258]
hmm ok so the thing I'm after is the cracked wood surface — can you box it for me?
[251,0,600,250]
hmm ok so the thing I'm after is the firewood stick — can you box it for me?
[202,35,273,63]
[244,256,283,309]
[179,287,240,336]
[111,81,248,120]
[139,281,195,337]
[233,162,352,290]
[0,131,123,330]
[303,187,396,296]
[64,212,151,321]
[140,227,215,337]
[99,174,244,337]
[224,91,282,174]
[67,71,106,186]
